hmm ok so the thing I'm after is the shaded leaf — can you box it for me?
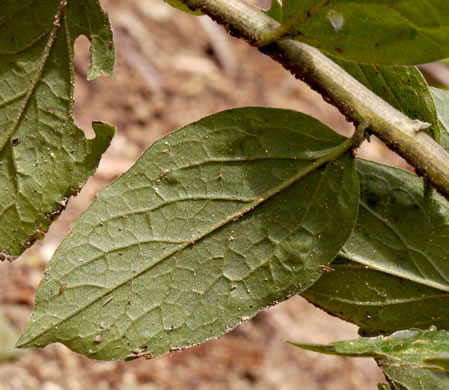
[429,87,449,152]
[289,329,449,372]
[275,0,449,65]
[266,0,282,20]
[381,359,449,389]
[341,159,449,292]
[303,257,449,336]
[0,0,115,259]
[0,313,23,362]
[17,107,359,360]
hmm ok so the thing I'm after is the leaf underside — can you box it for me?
[0,0,115,259]
[276,0,449,65]
[303,257,449,337]
[303,160,449,336]
[341,159,449,292]
[17,107,359,361]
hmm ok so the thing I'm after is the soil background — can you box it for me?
[1,1,420,389]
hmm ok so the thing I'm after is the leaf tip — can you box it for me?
[286,340,337,355]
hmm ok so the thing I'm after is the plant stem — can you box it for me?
[181,0,449,201]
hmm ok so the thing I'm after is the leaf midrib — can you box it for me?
[309,289,449,306]
[17,139,352,347]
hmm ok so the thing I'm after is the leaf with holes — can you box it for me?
[17,107,359,360]
[0,0,115,261]
[268,0,449,65]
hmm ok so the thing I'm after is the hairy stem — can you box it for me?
[181,0,449,201]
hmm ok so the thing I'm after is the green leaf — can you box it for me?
[164,0,203,15]
[381,359,449,389]
[266,0,282,20]
[429,87,449,153]
[0,313,23,362]
[277,1,449,65]
[16,107,359,361]
[303,257,449,336]
[0,0,115,259]
[289,329,449,372]
[340,159,449,292]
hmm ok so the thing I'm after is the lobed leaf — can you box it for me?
[0,0,115,260]
[17,107,359,360]
[289,329,449,372]
[269,0,449,65]
[381,359,449,389]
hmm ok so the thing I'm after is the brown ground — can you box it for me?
[1,1,415,388]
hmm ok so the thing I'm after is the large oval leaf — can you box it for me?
[17,107,359,360]
[0,0,115,260]
[269,0,449,65]
[341,159,449,291]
